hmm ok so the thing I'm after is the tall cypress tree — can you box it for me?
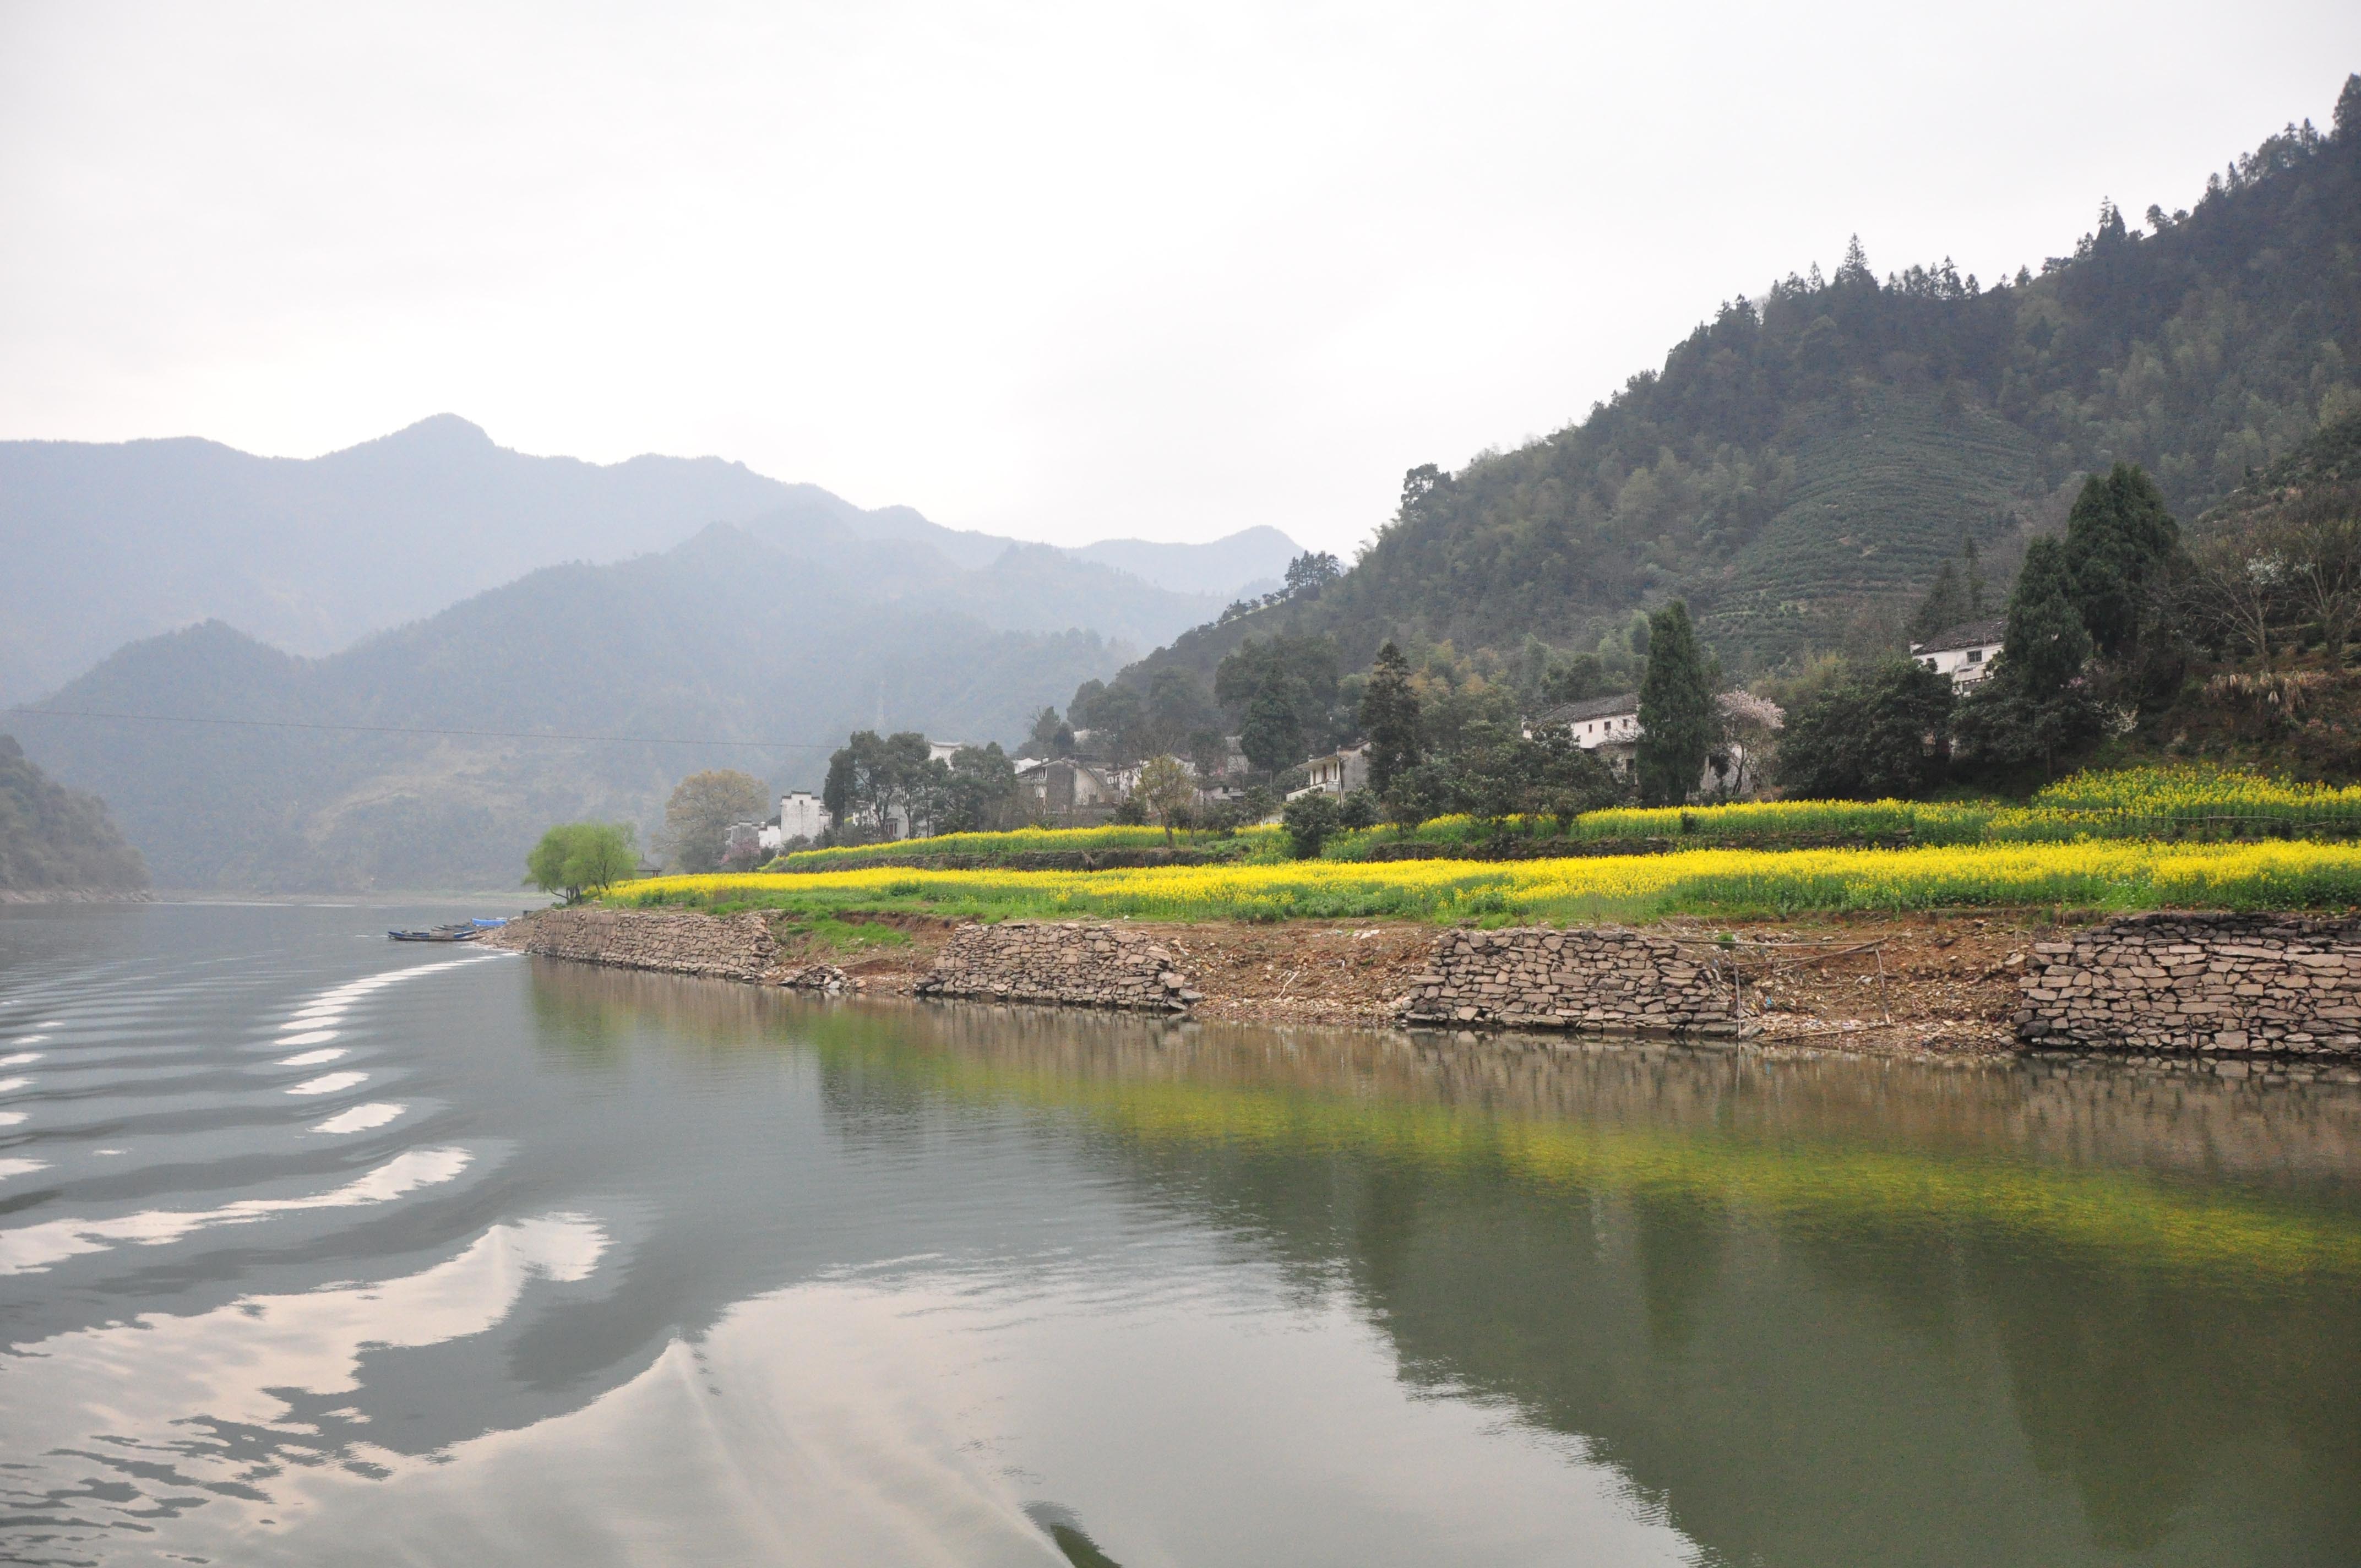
[1358,641,1421,796]
[2000,537,2092,699]
[1636,601,1715,807]
[2061,463,2179,660]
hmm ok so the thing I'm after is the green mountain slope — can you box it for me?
[1120,75,2361,692]
[0,735,146,892]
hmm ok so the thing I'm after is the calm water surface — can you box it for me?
[3,903,2359,1566]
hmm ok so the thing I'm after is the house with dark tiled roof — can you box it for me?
[1910,618,2005,689]
[1527,692,1644,767]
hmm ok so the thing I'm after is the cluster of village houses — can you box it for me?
[729,622,2007,855]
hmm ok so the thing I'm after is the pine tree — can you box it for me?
[1635,601,1715,807]
[1358,640,1421,796]
[2000,538,2092,700]
[1910,560,1971,643]
[1963,537,1988,617]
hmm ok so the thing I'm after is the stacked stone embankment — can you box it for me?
[1397,926,1744,1037]
[493,909,846,990]
[913,921,1198,1012]
[2016,912,2361,1056]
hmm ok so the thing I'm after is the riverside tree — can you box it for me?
[525,821,637,904]
[1635,600,1715,806]
[657,770,770,872]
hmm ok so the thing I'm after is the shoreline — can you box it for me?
[496,906,2052,1061]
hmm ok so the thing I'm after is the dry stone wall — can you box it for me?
[914,921,1198,1012]
[2016,912,2361,1056]
[1397,927,1744,1037]
[492,909,847,990]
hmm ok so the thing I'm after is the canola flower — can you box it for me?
[2030,764,2361,827]
[616,839,2361,922]
[773,821,1283,870]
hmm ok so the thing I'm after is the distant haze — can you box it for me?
[2,4,2355,557]
[0,417,1297,702]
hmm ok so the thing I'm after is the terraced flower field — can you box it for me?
[620,839,2361,924]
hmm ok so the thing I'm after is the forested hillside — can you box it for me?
[15,523,1123,891]
[0,735,145,892]
[1114,75,2361,705]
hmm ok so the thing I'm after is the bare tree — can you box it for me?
[1133,754,1198,847]
[2270,499,2361,664]
[2183,530,2287,671]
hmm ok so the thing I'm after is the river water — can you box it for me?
[3,902,2359,1566]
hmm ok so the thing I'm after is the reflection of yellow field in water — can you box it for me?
[620,838,2361,921]
[786,1006,2361,1285]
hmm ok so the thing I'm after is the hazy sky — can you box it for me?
[4,3,2357,555]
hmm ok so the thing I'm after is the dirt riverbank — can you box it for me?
[720,908,2054,1058]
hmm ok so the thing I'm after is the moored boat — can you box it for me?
[387,923,483,943]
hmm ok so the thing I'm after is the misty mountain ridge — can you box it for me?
[17,518,1134,891]
[0,413,1301,702]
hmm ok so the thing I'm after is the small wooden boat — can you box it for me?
[388,923,483,943]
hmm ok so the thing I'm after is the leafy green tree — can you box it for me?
[1383,759,1466,834]
[934,744,1021,834]
[819,732,932,840]
[657,769,770,872]
[1216,633,1341,749]
[1239,679,1305,776]
[1358,641,1422,796]
[1134,754,1198,846]
[1774,661,1954,799]
[1283,551,1343,597]
[525,821,637,904]
[1542,652,1613,705]
[1635,601,1715,806]
[2062,463,2180,660]
[1280,792,1340,858]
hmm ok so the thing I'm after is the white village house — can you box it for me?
[1911,618,2006,689]
[779,790,830,843]
[1526,693,1646,769]
[1524,690,1774,799]
[1287,743,1369,801]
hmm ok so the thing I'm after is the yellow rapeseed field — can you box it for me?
[618,839,2361,922]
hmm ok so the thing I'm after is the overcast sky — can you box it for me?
[3,3,2357,556]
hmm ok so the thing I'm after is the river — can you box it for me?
[3,901,2358,1566]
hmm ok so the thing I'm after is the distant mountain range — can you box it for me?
[15,519,1142,890]
[3,415,1301,890]
[0,414,1298,703]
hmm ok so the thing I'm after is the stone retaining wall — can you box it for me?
[913,921,1198,1012]
[1397,927,1744,1037]
[492,909,847,990]
[2015,912,2361,1055]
